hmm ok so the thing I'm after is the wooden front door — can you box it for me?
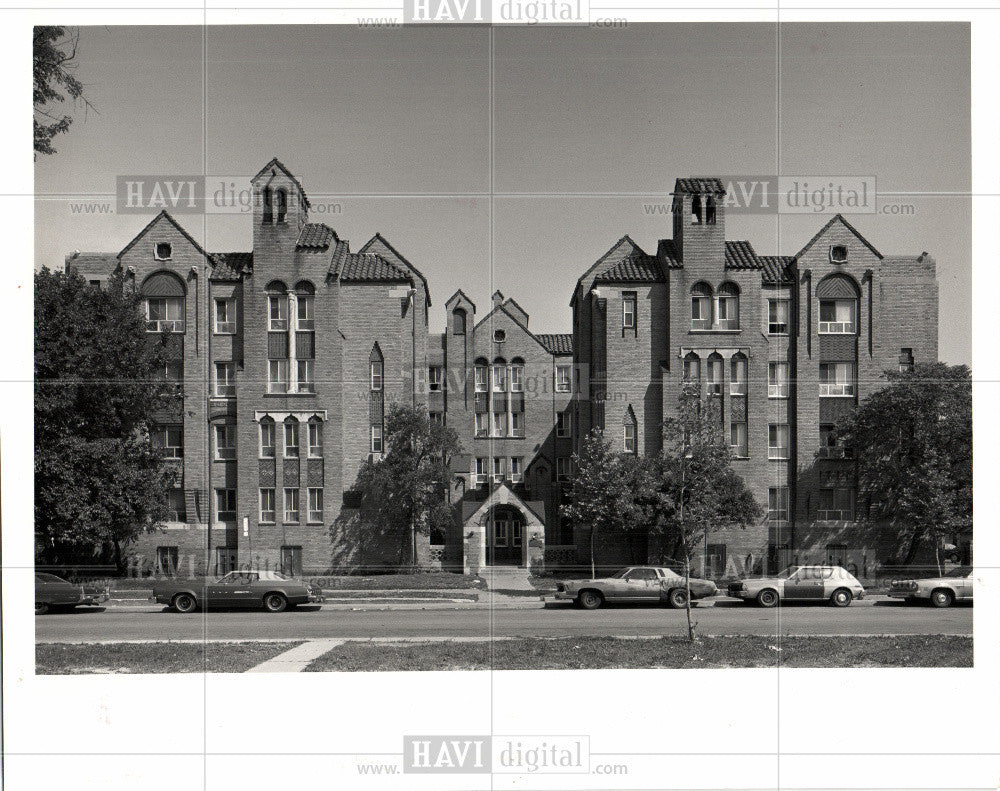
[487,508,523,566]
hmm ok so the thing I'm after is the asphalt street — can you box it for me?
[35,601,972,642]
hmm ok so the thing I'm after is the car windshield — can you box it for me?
[609,568,631,579]
[36,573,66,583]
[945,566,972,578]
[776,566,799,579]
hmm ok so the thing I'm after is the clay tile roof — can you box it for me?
[759,255,797,285]
[673,177,726,195]
[338,252,412,283]
[328,239,350,276]
[65,252,117,278]
[296,223,336,249]
[210,251,253,281]
[657,238,682,268]
[594,253,663,283]
[724,240,761,269]
[535,333,574,356]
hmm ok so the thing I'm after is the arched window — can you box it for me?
[492,357,507,392]
[816,274,860,334]
[691,195,703,224]
[706,195,717,224]
[474,357,488,393]
[623,405,638,454]
[259,417,276,458]
[307,418,323,458]
[295,281,315,330]
[265,280,289,331]
[730,353,748,396]
[262,186,273,224]
[141,271,186,333]
[275,188,287,223]
[510,357,525,393]
[683,352,701,385]
[453,307,467,335]
[369,343,384,391]
[716,282,740,330]
[706,353,724,396]
[691,282,713,330]
[283,417,299,458]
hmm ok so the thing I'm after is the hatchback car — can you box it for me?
[727,565,865,607]
[35,573,109,614]
[888,566,973,607]
[554,566,718,609]
[152,570,324,613]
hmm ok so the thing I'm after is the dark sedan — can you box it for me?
[35,573,109,614]
[152,570,324,613]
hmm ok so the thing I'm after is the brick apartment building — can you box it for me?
[63,163,942,578]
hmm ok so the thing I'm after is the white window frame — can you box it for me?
[510,364,524,392]
[730,357,747,395]
[152,425,183,459]
[623,422,637,454]
[475,457,488,485]
[370,425,383,454]
[214,424,236,460]
[492,364,507,392]
[297,359,315,393]
[267,359,289,394]
[153,242,172,261]
[259,421,275,458]
[730,422,748,458]
[767,298,790,335]
[556,412,571,438]
[145,297,185,333]
[492,457,505,483]
[308,422,323,457]
[691,295,710,328]
[818,488,855,521]
[706,358,724,396]
[491,410,507,438]
[474,365,488,393]
[283,488,300,523]
[284,421,299,457]
[214,297,236,334]
[555,365,572,393]
[214,361,236,398]
[296,295,314,330]
[510,411,524,437]
[268,296,288,331]
[215,488,237,521]
[622,292,636,330]
[510,457,523,483]
[307,488,323,523]
[370,360,383,391]
[818,299,857,334]
[819,362,856,397]
[768,362,789,398]
[259,488,276,523]
[767,486,789,521]
[768,424,790,460]
[556,457,572,482]
[475,412,488,437]
[428,366,443,392]
[715,294,738,330]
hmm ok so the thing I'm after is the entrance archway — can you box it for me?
[486,505,523,566]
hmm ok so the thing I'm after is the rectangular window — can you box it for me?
[683,356,701,384]
[268,296,288,331]
[145,297,185,333]
[768,299,790,334]
[768,362,789,398]
[622,292,637,331]
[308,488,323,523]
[214,424,236,460]
[819,424,852,458]
[151,425,183,459]
[475,412,488,437]
[166,490,186,522]
[268,359,289,394]
[510,411,524,437]
[510,364,524,392]
[429,411,444,425]
[624,422,637,454]
[819,362,855,397]
[491,411,507,437]
[370,425,383,454]
[297,360,315,393]
[308,422,323,457]
[284,421,299,457]
[215,489,236,521]
[556,457,572,482]
[259,488,276,523]
[428,366,443,391]
[492,364,507,392]
[492,457,505,482]
[730,422,748,458]
[370,360,383,391]
[283,488,300,523]
[510,457,523,483]
[475,457,488,485]
[768,424,789,460]
[706,357,723,395]
[555,365,571,393]
[214,298,236,334]
[280,545,303,577]
[259,422,275,458]
[214,362,236,397]
[156,546,178,575]
[163,360,183,386]
[730,357,747,395]
[715,295,738,330]
[296,295,314,330]
[691,296,711,330]
[556,412,571,438]
[818,299,856,334]
[154,242,172,261]
[474,365,488,392]
[768,486,789,521]
[818,488,855,521]
[899,347,915,373]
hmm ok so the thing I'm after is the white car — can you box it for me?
[727,565,865,607]
[887,566,973,607]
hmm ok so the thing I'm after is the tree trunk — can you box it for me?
[589,526,597,579]
[112,535,124,575]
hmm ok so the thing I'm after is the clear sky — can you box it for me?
[34,23,971,364]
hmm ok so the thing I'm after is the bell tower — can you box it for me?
[671,177,726,272]
[251,158,310,264]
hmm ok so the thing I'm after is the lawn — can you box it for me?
[305,635,972,672]
[36,641,301,674]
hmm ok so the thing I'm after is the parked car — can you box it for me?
[151,570,324,613]
[887,566,973,607]
[727,565,865,607]
[554,566,718,610]
[35,573,109,614]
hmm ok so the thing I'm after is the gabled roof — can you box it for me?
[724,240,761,270]
[252,157,311,209]
[594,251,663,283]
[211,252,253,281]
[337,252,412,283]
[795,213,883,261]
[535,333,574,356]
[358,233,432,306]
[474,302,556,356]
[296,223,337,249]
[759,256,797,285]
[65,252,117,278]
[445,289,476,312]
[673,177,726,195]
[657,238,683,268]
[117,210,214,262]
[573,235,659,302]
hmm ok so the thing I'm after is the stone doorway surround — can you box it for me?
[461,483,545,575]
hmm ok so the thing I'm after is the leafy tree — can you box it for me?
[648,389,762,638]
[352,404,462,568]
[560,429,654,579]
[836,363,971,571]
[34,27,94,157]
[35,268,173,571]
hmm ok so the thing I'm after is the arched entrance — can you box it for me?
[486,505,523,566]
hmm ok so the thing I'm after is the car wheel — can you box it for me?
[577,590,603,610]
[931,589,954,608]
[666,588,689,609]
[830,588,853,607]
[264,593,288,613]
[172,593,197,613]
[756,589,779,608]
[35,602,49,615]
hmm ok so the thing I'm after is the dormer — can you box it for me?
[251,158,311,257]
[671,177,726,267]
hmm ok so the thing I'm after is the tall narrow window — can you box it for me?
[475,457,488,485]
[510,359,524,392]
[768,487,789,521]
[475,412,488,437]
[370,359,383,391]
[768,362,789,398]
[428,366,443,392]
[268,359,289,394]
[899,348,914,373]
[510,457,523,483]
[555,364,571,393]
[730,354,748,395]
[283,488,299,522]
[296,290,314,330]
[370,425,383,454]
[510,411,524,437]
[683,353,701,385]
[768,424,790,460]
[691,195,703,224]
[691,283,712,330]
[474,360,488,392]
[268,295,288,331]
[730,422,748,458]
[623,413,637,454]
[297,360,315,393]
[492,457,505,482]
[259,419,275,458]
[214,424,236,460]
[308,420,323,457]
[716,283,739,330]
[214,298,236,334]
[284,420,299,457]
[768,298,790,334]
[307,488,324,523]
[214,362,236,398]
[492,359,507,392]
[556,411,571,438]
[453,308,467,335]
[622,291,637,333]
[262,186,273,223]
[705,195,717,224]
[706,355,724,396]
[259,488,276,523]
[275,189,287,223]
